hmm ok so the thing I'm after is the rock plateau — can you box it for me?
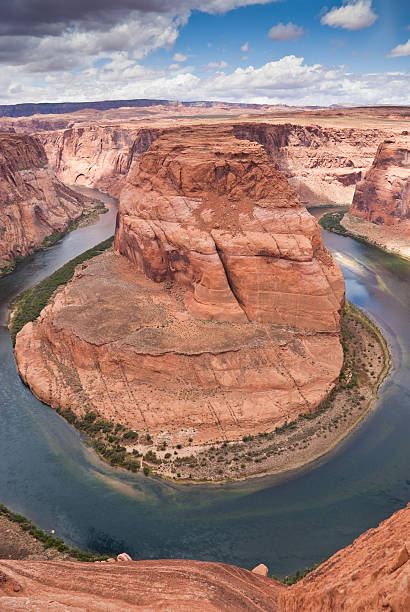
[15,124,345,447]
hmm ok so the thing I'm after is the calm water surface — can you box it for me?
[0,198,409,577]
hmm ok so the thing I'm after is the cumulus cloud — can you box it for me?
[0,0,275,71]
[173,52,187,61]
[1,54,409,108]
[268,23,305,42]
[321,1,378,31]
[387,38,410,58]
[241,41,249,51]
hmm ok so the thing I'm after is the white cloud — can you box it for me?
[0,1,277,73]
[387,38,410,58]
[2,54,409,108]
[321,1,378,31]
[206,60,229,68]
[168,63,181,70]
[173,52,187,62]
[268,22,304,42]
[241,41,249,51]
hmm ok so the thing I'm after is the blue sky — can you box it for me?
[0,1,409,106]
[161,1,410,74]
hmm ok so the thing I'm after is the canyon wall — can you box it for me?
[15,125,344,446]
[0,133,92,272]
[0,503,408,610]
[233,123,384,207]
[38,120,385,208]
[38,124,143,196]
[350,136,410,227]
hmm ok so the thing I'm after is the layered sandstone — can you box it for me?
[34,119,386,209]
[233,123,385,207]
[39,124,142,197]
[350,136,410,232]
[0,133,92,271]
[15,125,344,446]
[0,504,409,611]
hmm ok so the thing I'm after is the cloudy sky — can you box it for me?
[1,0,409,106]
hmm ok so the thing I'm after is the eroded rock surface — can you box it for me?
[232,123,384,206]
[0,504,409,611]
[0,133,91,271]
[15,125,344,446]
[350,136,410,237]
[39,124,143,197]
[37,120,386,208]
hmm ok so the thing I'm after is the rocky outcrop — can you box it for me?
[233,123,385,207]
[116,125,344,331]
[350,136,410,228]
[0,133,91,271]
[39,124,143,197]
[15,125,344,447]
[0,504,409,611]
[36,120,386,209]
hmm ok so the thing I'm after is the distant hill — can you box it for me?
[0,98,271,118]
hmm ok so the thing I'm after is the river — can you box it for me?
[0,195,409,578]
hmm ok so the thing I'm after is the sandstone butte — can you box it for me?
[0,133,92,271]
[0,503,409,610]
[15,124,345,447]
[349,135,410,239]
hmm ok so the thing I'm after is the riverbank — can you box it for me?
[149,302,390,483]
[10,258,389,484]
[0,196,108,279]
[8,237,113,345]
[0,504,107,562]
[319,210,410,261]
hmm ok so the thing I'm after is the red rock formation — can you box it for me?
[0,504,409,611]
[15,125,344,447]
[233,123,385,207]
[35,119,385,208]
[116,125,344,331]
[39,124,151,196]
[350,136,410,227]
[0,133,91,271]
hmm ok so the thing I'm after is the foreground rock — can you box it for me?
[0,504,409,611]
[0,133,93,272]
[349,136,410,250]
[15,125,344,449]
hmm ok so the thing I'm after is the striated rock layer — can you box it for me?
[0,504,409,611]
[39,124,154,197]
[15,125,344,446]
[350,136,410,238]
[0,133,91,271]
[232,123,384,207]
[38,120,386,207]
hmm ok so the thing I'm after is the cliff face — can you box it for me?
[39,124,151,197]
[0,504,408,611]
[116,125,344,331]
[15,125,344,447]
[233,123,385,206]
[350,137,410,227]
[37,121,385,208]
[0,133,90,271]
